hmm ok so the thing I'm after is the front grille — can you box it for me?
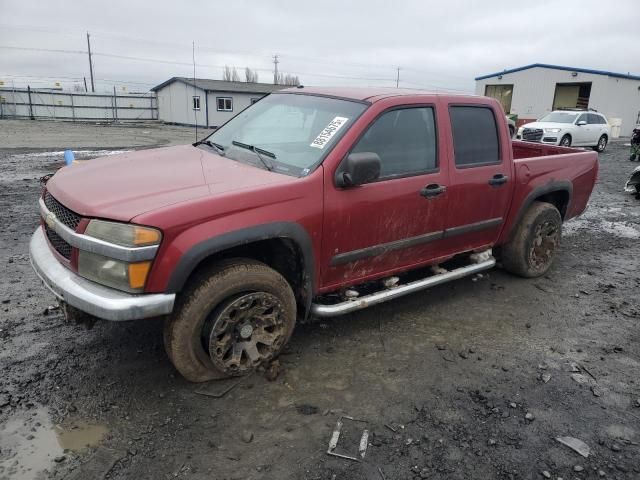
[522,128,543,142]
[45,224,72,259]
[44,191,81,230]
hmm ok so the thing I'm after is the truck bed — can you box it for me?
[497,140,599,244]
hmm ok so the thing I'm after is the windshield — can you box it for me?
[539,112,579,123]
[204,93,367,176]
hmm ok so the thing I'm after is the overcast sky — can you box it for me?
[1,0,638,93]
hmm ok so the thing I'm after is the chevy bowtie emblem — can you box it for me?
[45,212,56,228]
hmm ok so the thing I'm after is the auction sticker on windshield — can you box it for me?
[310,117,349,149]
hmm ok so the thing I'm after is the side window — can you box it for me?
[192,96,201,111]
[351,107,437,179]
[577,113,588,124]
[598,115,607,124]
[588,113,600,124]
[449,106,500,167]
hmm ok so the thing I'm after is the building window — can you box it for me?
[250,98,261,104]
[192,96,200,110]
[217,97,233,112]
[484,84,513,114]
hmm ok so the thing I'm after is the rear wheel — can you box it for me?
[559,135,571,147]
[164,259,296,382]
[593,135,607,152]
[500,202,562,278]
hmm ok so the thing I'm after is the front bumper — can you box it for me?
[29,227,175,321]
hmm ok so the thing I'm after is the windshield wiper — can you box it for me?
[193,139,226,155]
[231,140,275,171]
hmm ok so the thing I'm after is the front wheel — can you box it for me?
[500,202,562,278]
[593,135,607,152]
[559,135,571,147]
[164,259,296,382]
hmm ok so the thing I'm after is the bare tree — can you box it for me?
[222,65,233,82]
[275,72,300,86]
[223,65,241,82]
[245,67,259,83]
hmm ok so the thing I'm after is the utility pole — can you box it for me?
[396,67,401,88]
[86,32,95,92]
[273,54,279,85]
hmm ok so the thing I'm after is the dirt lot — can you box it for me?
[0,119,639,480]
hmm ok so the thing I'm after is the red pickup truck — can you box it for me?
[30,87,598,382]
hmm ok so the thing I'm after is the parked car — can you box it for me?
[506,116,516,138]
[30,88,598,382]
[516,109,610,151]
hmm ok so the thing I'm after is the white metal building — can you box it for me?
[475,64,640,136]
[151,77,286,128]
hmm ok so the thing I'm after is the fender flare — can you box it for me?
[505,181,573,241]
[166,222,315,317]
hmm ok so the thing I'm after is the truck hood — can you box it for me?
[46,145,293,222]
[521,122,571,130]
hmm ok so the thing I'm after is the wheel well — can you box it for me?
[185,238,308,316]
[534,190,570,218]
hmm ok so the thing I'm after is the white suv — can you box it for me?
[516,110,610,152]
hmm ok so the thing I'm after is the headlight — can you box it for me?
[80,220,161,292]
[78,251,152,293]
[517,127,524,134]
[84,220,161,247]
[544,128,561,133]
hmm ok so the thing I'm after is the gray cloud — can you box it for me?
[1,0,637,93]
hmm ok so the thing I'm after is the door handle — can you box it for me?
[488,174,508,186]
[420,184,447,198]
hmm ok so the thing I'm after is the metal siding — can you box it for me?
[157,81,207,126]
[476,66,640,135]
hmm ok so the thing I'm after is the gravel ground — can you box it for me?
[0,120,639,480]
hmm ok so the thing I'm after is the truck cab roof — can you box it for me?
[277,86,478,103]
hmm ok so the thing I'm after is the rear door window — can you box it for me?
[588,113,601,124]
[449,106,500,167]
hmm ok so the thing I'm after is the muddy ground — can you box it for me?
[0,119,639,480]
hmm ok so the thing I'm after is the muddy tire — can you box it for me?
[164,259,296,382]
[500,202,562,278]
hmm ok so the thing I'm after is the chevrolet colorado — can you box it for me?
[30,87,598,382]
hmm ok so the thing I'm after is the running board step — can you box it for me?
[311,257,496,317]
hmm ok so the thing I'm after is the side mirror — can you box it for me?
[335,152,381,187]
[577,120,587,126]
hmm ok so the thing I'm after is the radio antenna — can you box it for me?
[192,41,198,142]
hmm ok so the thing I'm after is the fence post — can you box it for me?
[70,94,75,122]
[112,86,118,123]
[27,85,34,120]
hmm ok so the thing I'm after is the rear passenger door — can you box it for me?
[587,113,603,145]
[573,113,591,145]
[441,102,514,255]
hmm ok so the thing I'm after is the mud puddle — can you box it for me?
[0,407,108,480]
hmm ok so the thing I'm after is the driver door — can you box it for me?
[320,104,450,289]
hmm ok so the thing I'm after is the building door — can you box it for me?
[552,83,591,110]
[485,84,513,114]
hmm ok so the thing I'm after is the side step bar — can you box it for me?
[311,257,496,317]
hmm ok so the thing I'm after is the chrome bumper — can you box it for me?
[29,227,175,321]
